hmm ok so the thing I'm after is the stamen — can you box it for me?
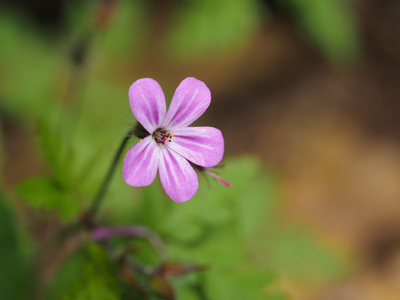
[153,128,173,145]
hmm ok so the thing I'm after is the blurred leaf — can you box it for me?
[64,0,97,37]
[37,115,103,195]
[38,117,73,186]
[204,267,277,300]
[150,275,175,300]
[16,177,61,210]
[236,171,278,242]
[159,157,284,299]
[127,238,161,267]
[118,259,142,290]
[47,242,119,300]
[0,12,65,119]
[174,287,201,300]
[166,0,263,59]
[157,262,206,278]
[46,246,87,300]
[65,0,148,67]
[285,0,359,62]
[267,229,349,285]
[133,157,348,298]
[18,114,115,222]
[0,191,36,299]
[0,117,3,182]
[134,181,168,229]
[15,176,81,221]
[97,0,149,64]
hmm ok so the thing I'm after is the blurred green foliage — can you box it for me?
[283,0,359,62]
[166,0,263,59]
[65,0,148,65]
[0,12,64,120]
[44,157,349,299]
[0,120,3,183]
[0,0,358,298]
[0,191,35,300]
[47,242,120,300]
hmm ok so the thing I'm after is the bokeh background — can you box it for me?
[1,0,400,299]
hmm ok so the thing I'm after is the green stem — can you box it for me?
[88,129,134,220]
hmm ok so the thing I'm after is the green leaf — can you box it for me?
[0,191,36,299]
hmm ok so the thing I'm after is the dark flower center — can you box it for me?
[153,128,173,145]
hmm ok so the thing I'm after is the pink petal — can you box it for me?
[167,127,224,167]
[162,77,211,129]
[159,149,199,203]
[123,136,161,187]
[129,78,166,133]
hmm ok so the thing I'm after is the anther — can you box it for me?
[153,128,173,145]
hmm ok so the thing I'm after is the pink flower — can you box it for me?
[123,77,225,202]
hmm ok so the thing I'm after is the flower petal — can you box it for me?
[159,149,199,202]
[123,136,161,186]
[167,127,224,167]
[129,78,166,133]
[162,77,211,129]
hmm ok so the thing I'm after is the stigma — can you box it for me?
[153,128,173,145]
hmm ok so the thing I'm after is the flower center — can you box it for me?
[153,128,173,145]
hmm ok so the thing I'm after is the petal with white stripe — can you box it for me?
[129,78,166,133]
[123,136,161,186]
[162,77,211,129]
[167,127,224,167]
[159,148,199,203]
